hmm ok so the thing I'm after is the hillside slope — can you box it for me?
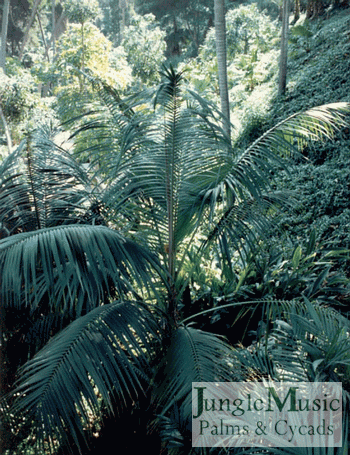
[272,9,350,117]
[254,9,350,255]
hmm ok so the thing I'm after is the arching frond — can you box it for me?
[242,102,349,161]
[0,122,100,235]
[203,191,292,261]
[229,298,350,383]
[10,301,161,453]
[0,224,159,315]
[152,326,234,420]
[288,298,350,380]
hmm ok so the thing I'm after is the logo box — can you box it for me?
[192,382,342,447]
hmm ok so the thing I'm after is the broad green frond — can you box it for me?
[231,298,350,383]
[10,301,160,453]
[288,298,350,380]
[204,192,292,259]
[227,103,349,204]
[0,224,159,314]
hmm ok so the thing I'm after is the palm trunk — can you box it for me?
[80,21,85,92]
[214,0,230,140]
[166,105,177,321]
[278,0,290,95]
[48,10,67,52]
[81,22,85,74]
[164,74,181,322]
[0,0,10,72]
[119,0,127,39]
[52,0,56,55]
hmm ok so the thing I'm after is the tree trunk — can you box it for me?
[37,12,50,62]
[278,0,290,95]
[80,22,86,93]
[19,0,43,60]
[214,0,230,140]
[306,0,313,19]
[49,10,67,49]
[0,0,10,72]
[292,0,300,24]
[52,0,56,54]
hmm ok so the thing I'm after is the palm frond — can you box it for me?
[203,191,292,263]
[69,72,232,244]
[152,326,234,420]
[242,102,349,160]
[230,344,279,382]
[10,301,160,453]
[220,103,349,211]
[235,409,348,455]
[0,122,102,235]
[0,224,159,315]
[287,298,350,380]
[237,298,350,383]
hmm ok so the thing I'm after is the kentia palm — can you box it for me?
[1,68,349,453]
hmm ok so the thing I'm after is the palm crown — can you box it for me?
[0,68,349,454]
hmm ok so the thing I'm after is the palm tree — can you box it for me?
[214,0,230,138]
[0,69,349,454]
[279,0,291,95]
[0,0,12,156]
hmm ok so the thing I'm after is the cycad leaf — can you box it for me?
[10,301,160,453]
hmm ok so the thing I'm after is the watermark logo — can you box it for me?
[192,382,342,447]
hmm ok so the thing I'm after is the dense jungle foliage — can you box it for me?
[0,1,350,454]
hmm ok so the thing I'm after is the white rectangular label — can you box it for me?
[192,382,342,447]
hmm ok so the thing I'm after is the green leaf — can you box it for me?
[305,229,317,257]
[10,301,160,453]
[292,245,302,270]
[151,326,234,419]
[0,224,159,315]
